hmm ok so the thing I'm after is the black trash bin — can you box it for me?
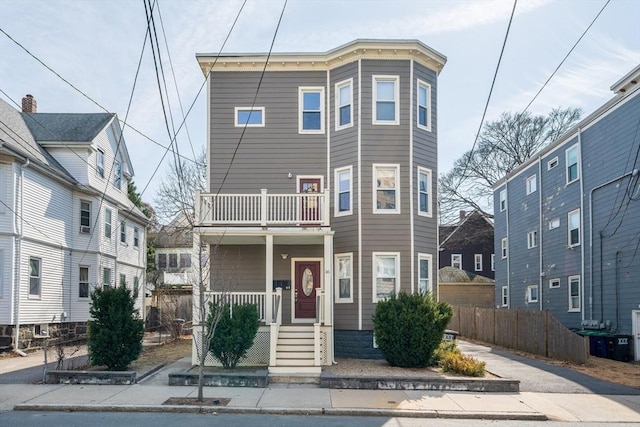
[607,335,632,362]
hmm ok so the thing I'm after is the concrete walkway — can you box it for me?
[1,340,639,422]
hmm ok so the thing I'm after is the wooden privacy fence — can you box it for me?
[449,306,589,364]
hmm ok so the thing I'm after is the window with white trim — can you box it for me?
[527,230,538,249]
[158,253,167,269]
[474,254,482,271]
[179,253,191,268]
[566,144,579,184]
[526,175,537,194]
[499,189,506,212]
[527,285,539,303]
[80,200,91,234]
[501,286,508,307]
[169,253,178,269]
[114,160,122,190]
[549,218,560,230]
[417,79,431,131]
[568,209,580,246]
[133,227,140,248]
[299,87,324,133]
[102,267,112,289]
[373,75,399,125]
[417,167,432,217]
[548,157,558,170]
[373,252,399,302]
[29,257,41,296]
[335,79,352,130]
[549,278,560,289]
[96,149,104,178]
[120,273,126,286]
[334,166,352,216]
[451,254,462,270]
[373,164,399,213]
[491,254,495,271]
[133,276,140,299]
[501,237,508,259]
[335,253,353,303]
[235,107,265,127]
[120,220,126,244]
[569,275,580,311]
[79,266,89,298]
[418,253,432,294]
[104,208,112,238]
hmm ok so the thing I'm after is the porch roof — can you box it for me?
[195,226,334,246]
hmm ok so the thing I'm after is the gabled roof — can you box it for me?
[439,210,493,248]
[22,112,114,143]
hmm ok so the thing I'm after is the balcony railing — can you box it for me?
[195,189,330,227]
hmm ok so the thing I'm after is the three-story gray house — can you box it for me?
[493,65,640,361]
[193,39,446,375]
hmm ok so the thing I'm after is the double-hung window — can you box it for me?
[527,230,538,249]
[299,87,324,133]
[79,266,89,298]
[120,273,126,286]
[569,275,581,311]
[526,175,536,194]
[120,221,126,244]
[169,253,178,269]
[451,254,462,269]
[373,252,399,302]
[113,161,122,190]
[417,79,431,131]
[566,144,579,184]
[527,285,539,303]
[180,253,191,268]
[335,253,353,303]
[133,227,139,248]
[499,189,507,212]
[103,267,112,289]
[235,107,265,127]
[501,237,508,259]
[335,79,352,130]
[417,167,432,217]
[334,166,352,216]
[96,149,105,178]
[474,254,482,271]
[418,254,432,294]
[501,286,508,307]
[133,277,140,299]
[373,164,399,213]
[568,209,580,246]
[158,253,167,269]
[373,76,399,125]
[80,200,91,233]
[29,257,41,296]
[104,208,112,238]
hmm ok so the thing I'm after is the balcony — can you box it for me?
[195,189,330,227]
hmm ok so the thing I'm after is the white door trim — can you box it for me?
[633,310,640,362]
[290,257,323,324]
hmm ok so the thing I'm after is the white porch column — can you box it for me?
[265,234,274,323]
[323,234,333,325]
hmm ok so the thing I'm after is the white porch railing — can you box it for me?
[196,189,330,227]
[208,291,266,321]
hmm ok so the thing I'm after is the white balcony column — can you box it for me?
[265,234,274,323]
[323,233,333,325]
[194,190,201,225]
[323,189,330,226]
[260,189,268,226]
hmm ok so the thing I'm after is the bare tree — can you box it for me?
[439,107,581,223]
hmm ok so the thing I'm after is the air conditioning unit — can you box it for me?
[80,225,91,234]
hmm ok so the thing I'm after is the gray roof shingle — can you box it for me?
[22,112,113,142]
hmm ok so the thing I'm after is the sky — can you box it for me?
[1,0,639,212]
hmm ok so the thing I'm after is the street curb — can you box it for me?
[12,403,547,420]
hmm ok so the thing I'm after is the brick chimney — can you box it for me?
[22,94,37,113]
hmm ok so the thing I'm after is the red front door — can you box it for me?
[294,261,320,319]
[299,178,321,223]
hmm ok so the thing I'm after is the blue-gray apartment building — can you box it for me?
[493,65,640,361]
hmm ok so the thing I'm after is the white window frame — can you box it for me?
[80,200,91,234]
[501,237,508,259]
[120,273,126,286]
[299,87,325,134]
[569,275,581,312]
[104,208,112,239]
[499,189,506,212]
[79,266,89,299]
[549,218,560,230]
[133,227,140,248]
[179,253,191,268]
[113,160,122,190]
[133,276,140,299]
[373,164,400,214]
[417,167,432,217]
[373,252,400,302]
[566,144,580,185]
[526,174,537,195]
[568,208,580,247]
[451,254,462,270]
[335,253,353,303]
[29,257,41,297]
[103,267,112,288]
[234,107,265,127]
[417,79,431,131]
[501,286,508,307]
[372,75,399,125]
[549,278,560,289]
[474,254,482,272]
[120,220,126,244]
[334,166,352,216]
[418,253,432,294]
[96,149,104,178]
[335,79,353,131]
[548,156,558,170]
[527,285,539,303]
[527,230,538,249]
[491,254,495,271]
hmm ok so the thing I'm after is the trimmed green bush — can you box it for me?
[372,291,453,368]
[88,284,144,371]
[441,352,486,377]
[208,302,260,369]
[431,339,461,365]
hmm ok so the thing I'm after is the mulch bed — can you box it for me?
[163,397,230,406]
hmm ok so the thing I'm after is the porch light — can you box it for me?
[281,253,288,260]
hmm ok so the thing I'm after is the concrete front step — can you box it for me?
[268,365,322,376]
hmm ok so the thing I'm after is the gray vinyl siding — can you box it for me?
[209,71,327,194]
[494,183,509,306]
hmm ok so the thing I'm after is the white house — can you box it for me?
[0,95,148,351]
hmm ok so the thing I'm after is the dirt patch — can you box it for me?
[129,336,192,374]
[553,356,639,389]
[163,397,230,406]
[324,358,443,378]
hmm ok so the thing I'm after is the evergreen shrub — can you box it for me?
[208,302,259,369]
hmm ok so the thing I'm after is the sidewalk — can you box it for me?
[1,341,639,422]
